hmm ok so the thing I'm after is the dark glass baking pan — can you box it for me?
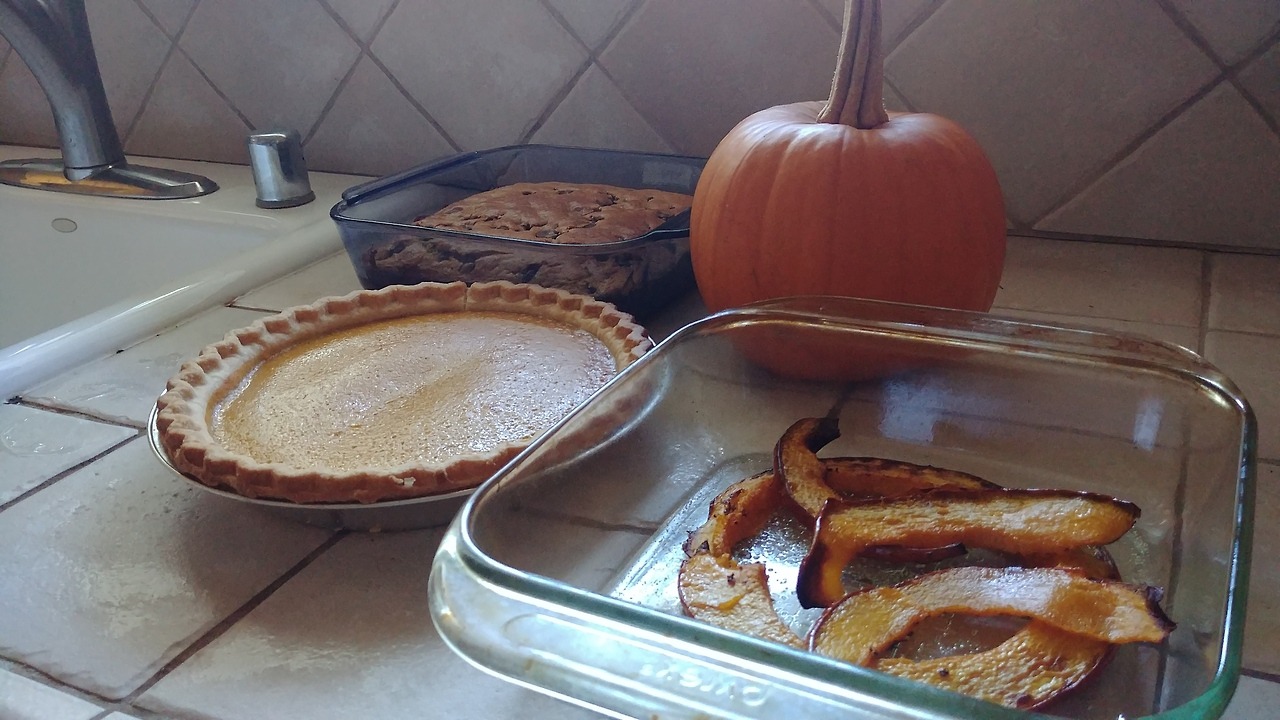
[330,144,707,320]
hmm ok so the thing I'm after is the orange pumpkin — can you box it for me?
[690,0,1006,314]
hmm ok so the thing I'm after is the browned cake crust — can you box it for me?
[413,182,692,244]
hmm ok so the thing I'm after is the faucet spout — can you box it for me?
[0,0,218,198]
[0,0,124,177]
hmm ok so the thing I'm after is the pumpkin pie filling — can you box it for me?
[155,282,650,504]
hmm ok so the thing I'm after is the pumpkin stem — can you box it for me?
[817,0,890,129]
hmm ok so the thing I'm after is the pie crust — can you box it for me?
[154,281,652,504]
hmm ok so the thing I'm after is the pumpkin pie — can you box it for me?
[154,281,652,504]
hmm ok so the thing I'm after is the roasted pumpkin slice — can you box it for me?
[798,489,1140,607]
[808,566,1173,665]
[874,620,1110,710]
[775,416,843,517]
[823,456,1000,500]
[683,469,785,558]
[678,553,804,649]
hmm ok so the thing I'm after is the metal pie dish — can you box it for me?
[147,405,472,532]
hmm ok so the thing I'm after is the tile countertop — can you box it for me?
[2,236,1278,720]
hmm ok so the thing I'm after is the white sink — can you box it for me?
[0,145,368,398]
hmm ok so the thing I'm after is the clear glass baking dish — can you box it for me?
[428,296,1254,719]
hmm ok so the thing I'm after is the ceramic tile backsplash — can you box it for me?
[888,0,1219,227]
[325,0,397,42]
[599,0,839,156]
[303,56,454,177]
[3,0,1275,251]
[1167,0,1280,65]
[545,0,636,51]
[1039,82,1280,250]
[1239,41,1280,126]
[180,0,361,133]
[371,0,588,151]
[84,0,172,136]
[136,0,196,37]
[0,440,332,699]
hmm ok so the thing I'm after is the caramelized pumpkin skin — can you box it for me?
[675,417,1172,711]
[874,621,1111,710]
[808,566,1174,665]
[797,489,1141,608]
[808,566,1174,710]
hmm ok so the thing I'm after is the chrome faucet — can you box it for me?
[0,0,217,199]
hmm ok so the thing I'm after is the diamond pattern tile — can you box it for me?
[545,0,635,51]
[136,0,197,37]
[600,0,839,156]
[306,56,455,177]
[323,0,396,41]
[0,55,58,149]
[1238,39,1280,126]
[1039,83,1280,251]
[371,0,587,150]
[180,0,360,132]
[84,0,172,135]
[531,64,671,152]
[888,0,1219,225]
[1168,0,1280,65]
[0,440,333,699]
[125,51,252,163]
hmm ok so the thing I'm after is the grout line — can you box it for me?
[120,0,198,146]
[523,0,639,146]
[13,398,148,430]
[1198,251,1214,354]
[311,0,462,155]
[122,530,351,704]
[589,0,688,154]
[0,656,136,717]
[1007,229,1280,258]
[225,302,288,314]
[805,0,841,31]
[1242,667,1280,683]
[353,51,462,154]
[0,435,139,514]
[517,58,594,146]
[306,0,376,147]
[1027,73,1227,230]
[886,0,948,56]
[1153,0,1229,69]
